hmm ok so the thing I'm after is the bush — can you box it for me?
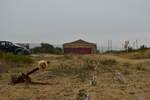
[0,51,33,64]
[32,43,63,54]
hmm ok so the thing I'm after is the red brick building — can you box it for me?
[63,39,97,54]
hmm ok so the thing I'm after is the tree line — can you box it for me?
[31,43,63,54]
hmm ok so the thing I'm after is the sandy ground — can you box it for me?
[0,54,150,100]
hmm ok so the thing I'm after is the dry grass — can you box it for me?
[0,54,150,100]
[114,49,150,59]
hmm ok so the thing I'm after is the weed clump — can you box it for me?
[99,57,117,65]
[136,64,146,71]
[0,51,33,64]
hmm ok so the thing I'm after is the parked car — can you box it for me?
[0,41,31,55]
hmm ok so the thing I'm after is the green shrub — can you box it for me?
[0,51,33,64]
[32,43,63,54]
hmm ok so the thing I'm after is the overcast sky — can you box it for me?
[0,0,150,47]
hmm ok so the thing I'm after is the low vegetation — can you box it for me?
[0,54,150,100]
[31,43,63,54]
[0,51,33,64]
[113,48,150,59]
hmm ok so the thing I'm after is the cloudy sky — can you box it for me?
[0,0,150,48]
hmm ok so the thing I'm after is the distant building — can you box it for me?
[63,39,97,54]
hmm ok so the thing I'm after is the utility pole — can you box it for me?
[101,47,103,53]
[108,40,112,52]
[133,41,135,50]
[125,41,129,53]
[108,40,110,52]
[136,40,138,49]
[122,43,124,50]
[99,45,101,54]
[110,40,112,52]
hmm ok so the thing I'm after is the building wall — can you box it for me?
[64,48,92,54]
[63,40,97,54]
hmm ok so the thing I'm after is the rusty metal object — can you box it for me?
[10,60,50,85]
[11,67,39,84]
